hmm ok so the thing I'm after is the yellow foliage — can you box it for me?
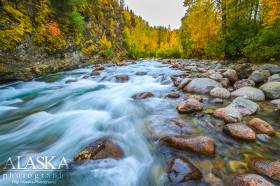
[261,0,280,26]
[0,4,32,50]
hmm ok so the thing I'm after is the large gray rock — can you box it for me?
[231,87,265,101]
[260,82,280,99]
[213,107,242,123]
[268,74,280,82]
[249,70,270,83]
[229,97,260,116]
[261,64,280,74]
[185,78,222,94]
[210,87,230,99]
[223,123,256,141]
[233,79,255,89]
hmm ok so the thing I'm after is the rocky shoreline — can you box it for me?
[68,59,280,185]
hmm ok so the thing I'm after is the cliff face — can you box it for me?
[0,0,128,83]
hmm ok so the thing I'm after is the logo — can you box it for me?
[1,156,71,185]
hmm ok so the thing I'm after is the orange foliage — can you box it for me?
[261,0,280,26]
[46,21,61,36]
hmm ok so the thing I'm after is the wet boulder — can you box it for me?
[160,135,215,155]
[213,107,242,123]
[260,82,280,99]
[176,98,203,113]
[74,137,124,161]
[167,156,202,184]
[257,134,272,142]
[65,79,78,84]
[268,74,280,82]
[231,87,265,101]
[225,174,274,186]
[223,69,238,83]
[91,71,101,76]
[233,79,255,90]
[93,64,105,71]
[223,123,256,141]
[132,92,154,100]
[135,71,147,76]
[185,78,222,94]
[220,78,230,88]
[249,70,270,83]
[210,87,230,99]
[114,74,129,82]
[178,78,192,89]
[248,118,276,136]
[229,97,260,116]
[261,64,280,74]
[167,92,180,98]
[250,158,280,181]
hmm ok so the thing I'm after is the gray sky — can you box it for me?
[123,0,186,29]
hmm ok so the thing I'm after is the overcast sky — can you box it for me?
[123,0,186,29]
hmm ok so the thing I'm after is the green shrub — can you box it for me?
[69,10,85,32]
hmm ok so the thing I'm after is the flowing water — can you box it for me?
[0,60,279,186]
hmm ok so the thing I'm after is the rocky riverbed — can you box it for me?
[0,59,279,186]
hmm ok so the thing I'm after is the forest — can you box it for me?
[1,0,278,63]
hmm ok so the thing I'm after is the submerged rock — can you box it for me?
[114,74,129,82]
[231,87,265,101]
[260,82,280,99]
[185,78,222,94]
[74,137,124,161]
[223,123,256,141]
[135,71,147,76]
[225,173,274,186]
[250,158,280,181]
[132,92,154,100]
[160,135,215,155]
[210,87,230,99]
[65,79,78,84]
[229,97,260,116]
[248,118,276,136]
[167,156,202,184]
[234,79,255,90]
[213,107,242,123]
[176,98,203,113]
[257,134,272,142]
[167,92,180,98]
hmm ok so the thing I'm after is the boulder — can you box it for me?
[210,87,230,99]
[231,87,265,101]
[271,99,280,110]
[176,98,203,113]
[93,64,105,71]
[233,79,255,90]
[257,134,272,142]
[250,158,280,181]
[249,70,270,83]
[74,137,124,161]
[261,64,280,74]
[160,135,215,155]
[248,118,276,136]
[167,157,202,184]
[135,71,147,76]
[167,92,180,98]
[185,78,222,94]
[223,123,256,141]
[209,73,223,81]
[223,69,238,82]
[234,63,253,79]
[268,74,280,82]
[260,82,280,99]
[220,78,230,88]
[229,97,260,116]
[91,71,101,76]
[213,107,242,123]
[178,78,192,89]
[132,92,154,100]
[115,74,129,82]
[226,174,274,186]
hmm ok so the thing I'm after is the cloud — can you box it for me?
[124,0,186,29]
